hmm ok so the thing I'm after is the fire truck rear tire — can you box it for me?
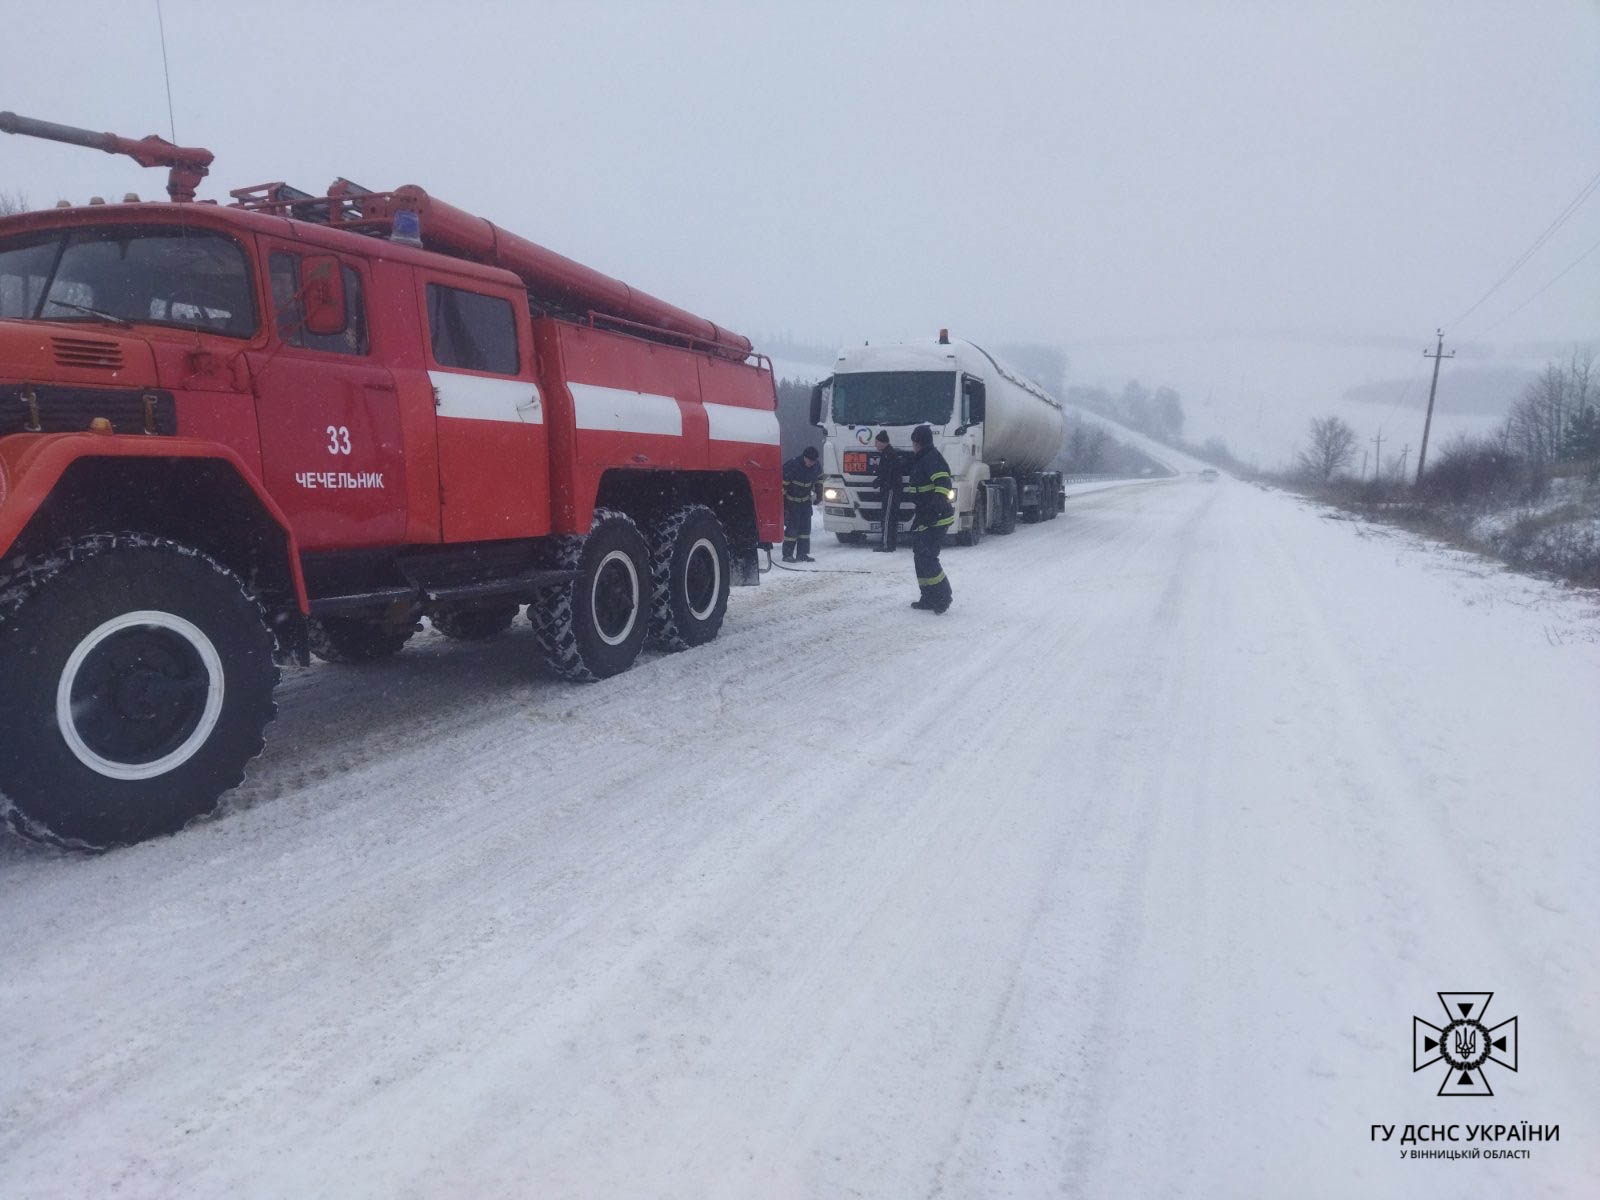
[529,509,651,681]
[429,603,519,641]
[0,533,278,850]
[307,614,416,664]
[648,505,730,651]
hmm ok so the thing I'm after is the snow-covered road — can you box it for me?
[3,479,1597,1198]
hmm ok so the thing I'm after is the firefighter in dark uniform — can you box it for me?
[871,429,901,552]
[782,445,822,562]
[905,424,954,612]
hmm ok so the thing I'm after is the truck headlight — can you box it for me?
[822,483,847,503]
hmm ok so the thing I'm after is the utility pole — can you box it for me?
[1397,444,1410,480]
[1361,449,1370,480]
[1373,431,1384,481]
[1417,329,1455,485]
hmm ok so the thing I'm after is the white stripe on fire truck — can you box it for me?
[569,382,683,437]
[703,402,779,446]
[428,371,543,424]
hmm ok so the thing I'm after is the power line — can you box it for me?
[1472,230,1600,339]
[1376,356,1429,435]
[1447,163,1600,331]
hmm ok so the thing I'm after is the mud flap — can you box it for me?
[733,545,763,586]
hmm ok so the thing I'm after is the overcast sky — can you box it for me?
[5,1,1598,461]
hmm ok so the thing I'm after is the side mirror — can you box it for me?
[809,384,823,427]
[301,255,347,337]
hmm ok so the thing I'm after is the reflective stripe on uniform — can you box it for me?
[918,571,946,586]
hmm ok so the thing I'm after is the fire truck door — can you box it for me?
[420,279,549,542]
[250,248,407,550]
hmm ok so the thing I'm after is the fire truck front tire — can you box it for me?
[530,509,651,681]
[0,534,278,850]
[429,603,519,641]
[648,505,730,651]
[307,614,416,664]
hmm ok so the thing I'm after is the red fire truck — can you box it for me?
[0,113,782,849]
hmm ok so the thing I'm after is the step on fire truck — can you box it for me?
[0,112,782,849]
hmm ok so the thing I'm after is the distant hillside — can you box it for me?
[1342,364,1538,417]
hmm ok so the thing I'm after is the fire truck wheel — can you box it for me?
[430,603,519,641]
[648,505,730,651]
[307,614,416,664]
[529,509,650,681]
[0,534,278,850]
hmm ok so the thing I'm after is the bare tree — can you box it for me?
[1296,415,1358,482]
[0,190,29,216]
[1502,350,1596,469]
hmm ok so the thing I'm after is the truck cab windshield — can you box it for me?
[830,371,955,427]
[0,225,256,337]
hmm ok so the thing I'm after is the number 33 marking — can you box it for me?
[327,425,352,455]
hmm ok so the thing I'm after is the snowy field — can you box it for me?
[2,478,1597,1198]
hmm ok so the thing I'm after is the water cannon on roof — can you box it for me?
[0,110,213,202]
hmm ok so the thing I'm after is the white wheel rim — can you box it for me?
[591,549,640,647]
[684,537,721,621]
[56,610,226,781]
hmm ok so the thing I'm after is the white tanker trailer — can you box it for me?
[810,331,1066,545]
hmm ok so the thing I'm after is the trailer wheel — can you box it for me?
[430,603,518,641]
[529,509,650,681]
[994,478,1019,535]
[308,614,416,664]
[956,488,987,547]
[835,532,868,545]
[0,534,277,850]
[649,505,730,651]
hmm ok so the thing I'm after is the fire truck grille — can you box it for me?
[52,336,126,370]
[1,385,177,437]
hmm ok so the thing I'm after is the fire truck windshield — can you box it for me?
[829,371,955,427]
[0,225,256,337]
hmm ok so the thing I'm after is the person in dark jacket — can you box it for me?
[872,430,901,552]
[904,424,954,612]
[782,446,822,562]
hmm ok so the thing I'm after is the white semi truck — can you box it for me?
[810,331,1066,545]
